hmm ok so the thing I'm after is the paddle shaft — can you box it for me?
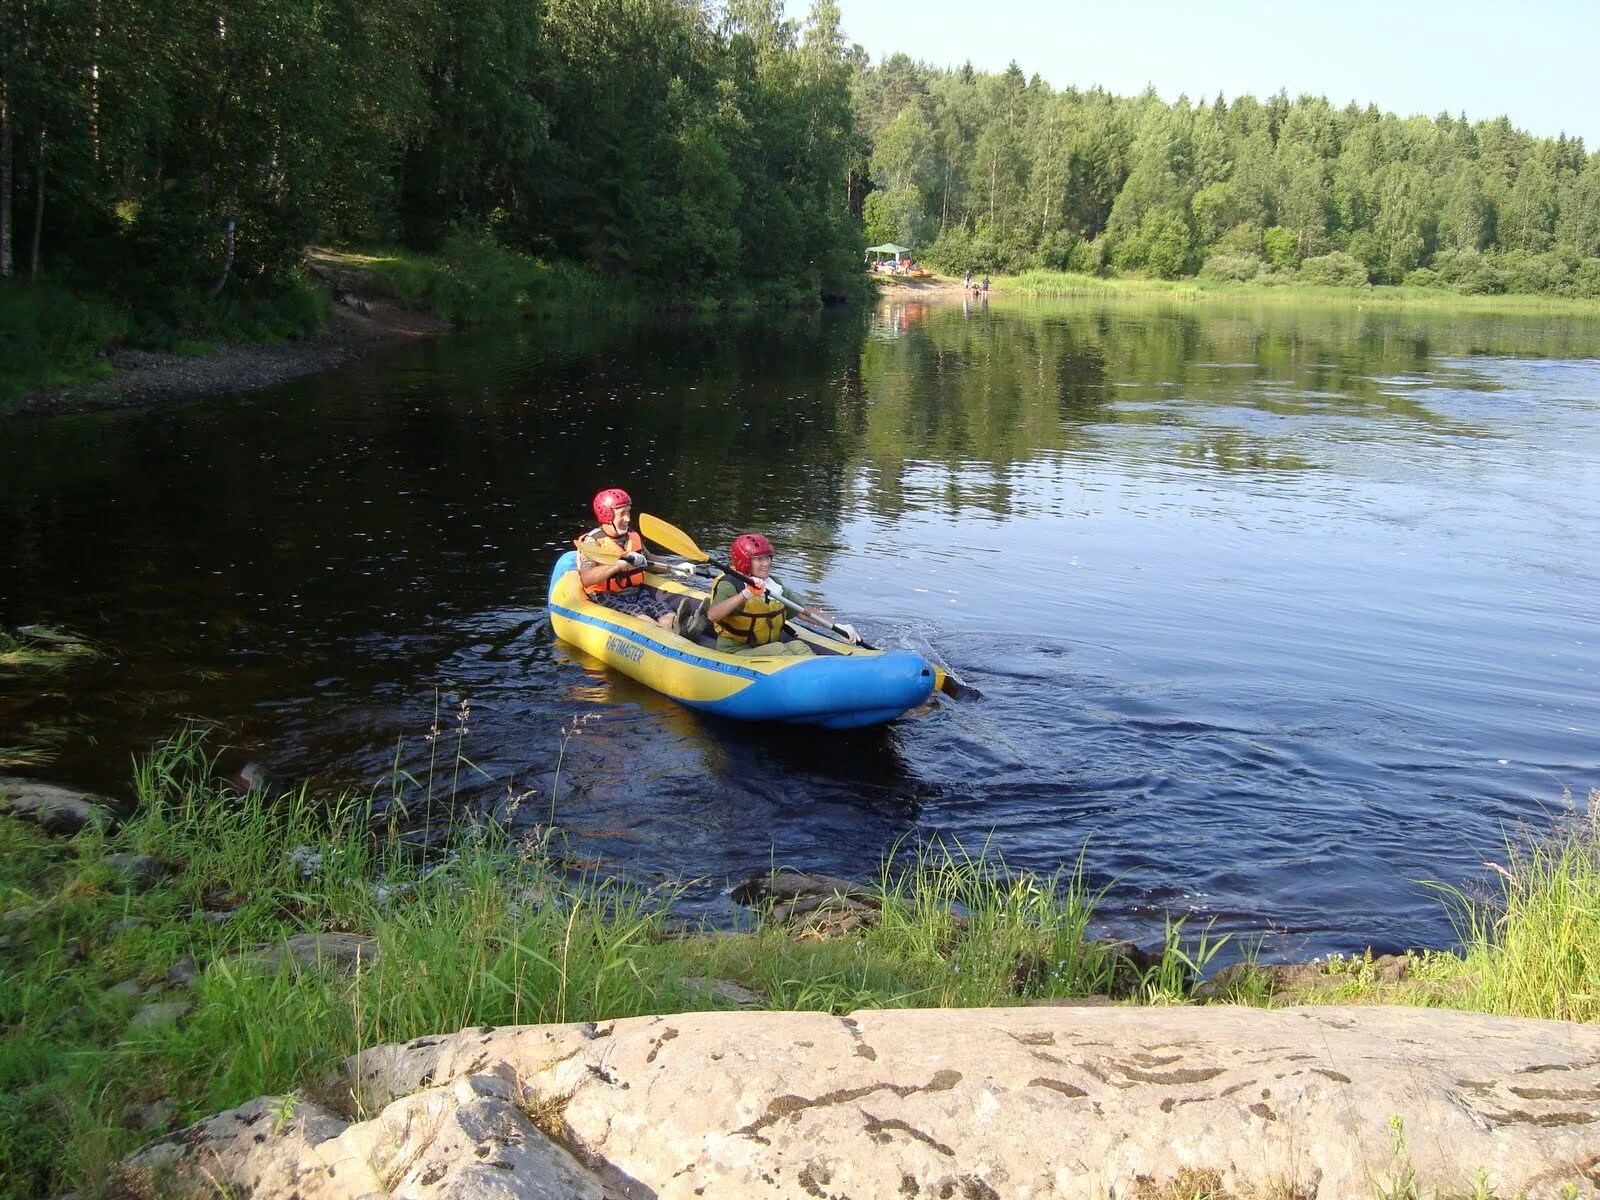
[634,513,976,698]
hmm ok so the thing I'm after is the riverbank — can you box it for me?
[996,268,1600,311]
[1,731,1595,1196]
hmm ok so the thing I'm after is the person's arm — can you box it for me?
[705,577,754,625]
[577,541,646,588]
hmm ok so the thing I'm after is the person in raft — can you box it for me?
[576,488,683,630]
[688,533,859,656]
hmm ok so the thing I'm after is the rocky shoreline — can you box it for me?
[4,767,1595,1199]
[11,255,449,420]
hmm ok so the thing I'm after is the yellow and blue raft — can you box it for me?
[547,551,935,729]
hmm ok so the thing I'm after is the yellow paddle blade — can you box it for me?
[639,513,708,561]
[574,538,621,562]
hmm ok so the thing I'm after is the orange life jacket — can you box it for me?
[579,528,645,594]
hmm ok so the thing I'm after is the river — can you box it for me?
[4,296,1598,959]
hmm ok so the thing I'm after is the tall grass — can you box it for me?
[360,232,638,325]
[1444,790,1600,1023]
[0,281,126,406]
[0,727,1224,1196]
[1000,269,1600,312]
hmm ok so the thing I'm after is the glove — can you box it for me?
[763,578,785,601]
[621,551,648,568]
[670,561,696,578]
[835,622,860,644]
[740,581,764,600]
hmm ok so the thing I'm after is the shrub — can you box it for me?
[1263,225,1300,271]
[1402,267,1443,289]
[1067,235,1108,276]
[1199,253,1263,283]
[1299,251,1369,287]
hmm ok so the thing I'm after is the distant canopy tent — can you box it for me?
[865,243,913,264]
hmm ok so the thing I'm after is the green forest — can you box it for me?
[0,0,861,346]
[856,58,1600,294]
[4,0,1600,391]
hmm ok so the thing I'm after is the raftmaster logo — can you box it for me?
[605,635,645,664]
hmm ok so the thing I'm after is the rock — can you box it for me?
[1,904,42,928]
[240,932,380,976]
[167,954,200,988]
[122,1099,176,1134]
[128,1078,606,1200]
[731,868,879,909]
[0,777,120,835]
[103,853,170,889]
[111,916,153,936]
[286,846,324,878]
[128,1000,191,1031]
[203,909,239,926]
[120,1006,1600,1199]
[108,979,147,1000]
[332,1005,1599,1200]
[229,762,270,793]
[677,977,765,1008]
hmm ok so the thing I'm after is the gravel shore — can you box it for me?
[13,291,449,420]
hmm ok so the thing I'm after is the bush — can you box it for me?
[1573,258,1600,299]
[1199,253,1263,283]
[1066,235,1108,276]
[1299,251,1369,287]
[1213,222,1265,257]
[0,282,127,404]
[1402,267,1443,289]
[1263,225,1300,271]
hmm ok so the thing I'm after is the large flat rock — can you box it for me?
[134,1005,1600,1199]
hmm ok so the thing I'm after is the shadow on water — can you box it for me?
[4,298,1599,952]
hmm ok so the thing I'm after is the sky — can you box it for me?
[819,0,1600,146]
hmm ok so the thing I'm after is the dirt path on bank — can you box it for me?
[13,252,449,420]
[871,275,988,298]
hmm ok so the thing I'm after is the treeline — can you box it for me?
[854,58,1600,295]
[0,0,862,330]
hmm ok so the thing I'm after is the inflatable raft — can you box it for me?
[546,551,936,728]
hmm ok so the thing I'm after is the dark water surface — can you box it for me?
[5,298,1598,958]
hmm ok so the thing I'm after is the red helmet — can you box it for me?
[592,488,632,525]
[730,533,774,575]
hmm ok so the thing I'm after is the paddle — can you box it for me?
[638,514,978,700]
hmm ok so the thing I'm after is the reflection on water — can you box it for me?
[3,299,1598,959]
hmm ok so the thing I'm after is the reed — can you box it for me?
[1000,270,1600,313]
[1442,790,1600,1023]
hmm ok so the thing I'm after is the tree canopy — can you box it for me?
[0,0,863,312]
[852,56,1600,295]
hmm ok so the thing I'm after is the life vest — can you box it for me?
[711,572,787,646]
[580,528,645,595]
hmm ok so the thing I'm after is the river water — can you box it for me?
[4,297,1598,959]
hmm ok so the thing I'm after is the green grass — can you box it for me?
[1000,269,1600,312]
[0,282,128,407]
[344,232,640,326]
[0,727,1211,1197]
[3,726,1593,1197]
[1446,791,1600,1023]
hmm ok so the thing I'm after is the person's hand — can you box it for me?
[740,580,764,600]
[621,551,647,568]
[835,622,860,644]
[671,561,696,577]
[763,578,785,601]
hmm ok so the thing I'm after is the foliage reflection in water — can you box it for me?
[1,298,1597,958]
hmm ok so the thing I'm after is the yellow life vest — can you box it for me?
[711,572,787,646]
[580,528,645,594]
